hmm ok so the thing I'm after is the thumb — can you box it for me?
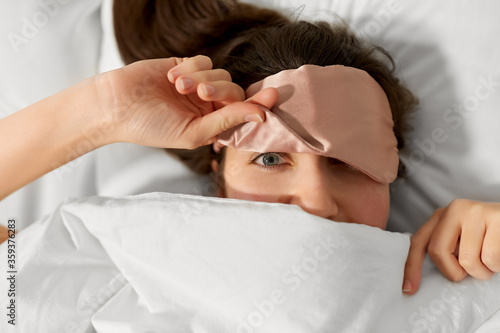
[190,88,279,146]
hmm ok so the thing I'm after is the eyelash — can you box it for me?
[251,152,288,171]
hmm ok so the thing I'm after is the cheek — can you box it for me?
[349,182,390,229]
[221,154,293,203]
[222,167,286,203]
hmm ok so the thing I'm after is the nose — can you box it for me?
[287,168,340,221]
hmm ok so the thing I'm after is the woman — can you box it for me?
[113,0,500,294]
[1,0,499,297]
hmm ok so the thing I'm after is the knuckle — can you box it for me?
[207,70,232,85]
[434,207,447,215]
[185,142,196,150]
[184,135,200,150]
[188,141,200,150]
[468,202,484,216]
[427,244,442,260]
[448,198,467,211]
[481,249,500,271]
[458,252,476,270]
[220,117,233,132]
[195,55,212,67]
[219,69,232,81]
[449,270,466,282]
[447,198,479,215]
[236,86,246,100]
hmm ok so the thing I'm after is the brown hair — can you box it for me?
[114,0,417,179]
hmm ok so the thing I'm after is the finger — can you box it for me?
[402,209,442,295]
[193,101,265,143]
[459,218,494,280]
[198,81,245,104]
[186,88,278,146]
[481,221,500,273]
[427,209,467,282]
[245,87,279,110]
[175,69,232,95]
[183,88,279,148]
[167,55,213,82]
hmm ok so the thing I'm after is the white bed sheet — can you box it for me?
[0,1,499,330]
[1,193,499,332]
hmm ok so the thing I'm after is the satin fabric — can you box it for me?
[216,65,399,183]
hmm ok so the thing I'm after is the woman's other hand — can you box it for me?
[402,199,500,294]
[98,55,278,149]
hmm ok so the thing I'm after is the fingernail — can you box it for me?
[180,78,193,90]
[202,83,216,96]
[402,279,412,292]
[168,70,180,82]
[244,114,264,123]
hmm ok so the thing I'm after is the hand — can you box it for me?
[403,199,500,294]
[2,55,277,200]
[96,55,278,149]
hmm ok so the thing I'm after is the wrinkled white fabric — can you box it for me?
[1,193,499,332]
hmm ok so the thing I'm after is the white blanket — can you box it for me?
[1,192,499,332]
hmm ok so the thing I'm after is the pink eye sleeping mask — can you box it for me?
[215,64,399,184]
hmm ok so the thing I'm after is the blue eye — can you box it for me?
[252,152,287,169]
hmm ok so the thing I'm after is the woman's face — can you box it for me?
[213,147,390,229]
